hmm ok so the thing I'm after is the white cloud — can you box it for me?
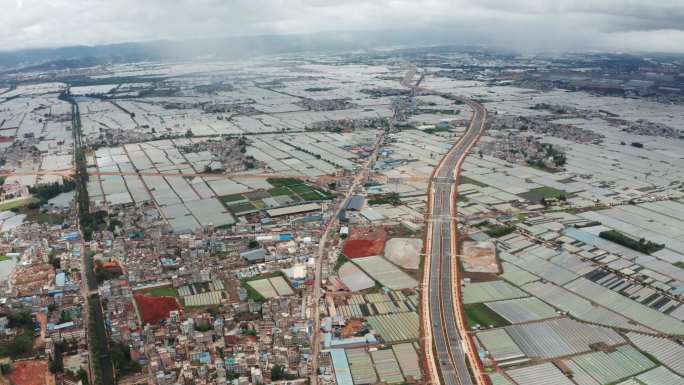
[0,0,682,53]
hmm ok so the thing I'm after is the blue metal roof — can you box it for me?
[240,248,267,261]
[198,352,211,364]
[346,196,364,211]
[49,321,74,331]
[62,232,80,241]
[55,272,67,286]
[329,349,354,385]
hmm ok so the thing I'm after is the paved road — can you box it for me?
[0,169,306,179]
[424,97,488,385]
[69,97,116,385]
[309,130,386,384]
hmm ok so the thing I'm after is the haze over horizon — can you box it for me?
[2,0,684,54]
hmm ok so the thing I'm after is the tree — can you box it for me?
[29,180,77,201]
[7,312,32,329]
[553,153,567,167]
[49,253,61,269]
[110,341,142,378]
[0,363,11,375]
[271,364,296,381]
[0,333,34,358]
[59,310,72,323]
[108,219,123,232]
[79,368,89,385]
[49,352,64,373]
[68,336,79,352]
[271,365,287,381]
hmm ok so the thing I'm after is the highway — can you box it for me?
[422,96,488,385]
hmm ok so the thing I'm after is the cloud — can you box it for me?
[0,0,682,53]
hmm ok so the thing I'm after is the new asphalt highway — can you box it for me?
[423,96,488,385]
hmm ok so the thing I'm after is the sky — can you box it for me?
[1,0,683,53]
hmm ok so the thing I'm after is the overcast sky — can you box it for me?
[1,0,683,53]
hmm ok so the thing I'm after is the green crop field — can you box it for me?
[518,186,566,202]
[464,303,511,328]
[146,287,179,297]
[289,184,314,194]
[227,202,258,214]
[267,178,302,188]
[299,191,324,201]
[267,186,293,197]
[0,197,40,211]
[220,193,247,203]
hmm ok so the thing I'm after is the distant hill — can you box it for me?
[0,29,469,73]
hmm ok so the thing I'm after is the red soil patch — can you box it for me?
[8,360,51,385]
[102,260,121,270]
[134,294,180,325]
[343,226,386,258]
[340,319,364,338]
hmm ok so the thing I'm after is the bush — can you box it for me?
[368,193,401,206]
[242,284,265,302]
[485,225,516,238]
[334,253,348,272]
[194,324,211,332]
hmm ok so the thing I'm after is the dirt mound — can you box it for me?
[384,238,423,269]
[134,294,180,324]
[8,360,49,385]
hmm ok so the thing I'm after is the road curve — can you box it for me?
[422,96,489,385]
